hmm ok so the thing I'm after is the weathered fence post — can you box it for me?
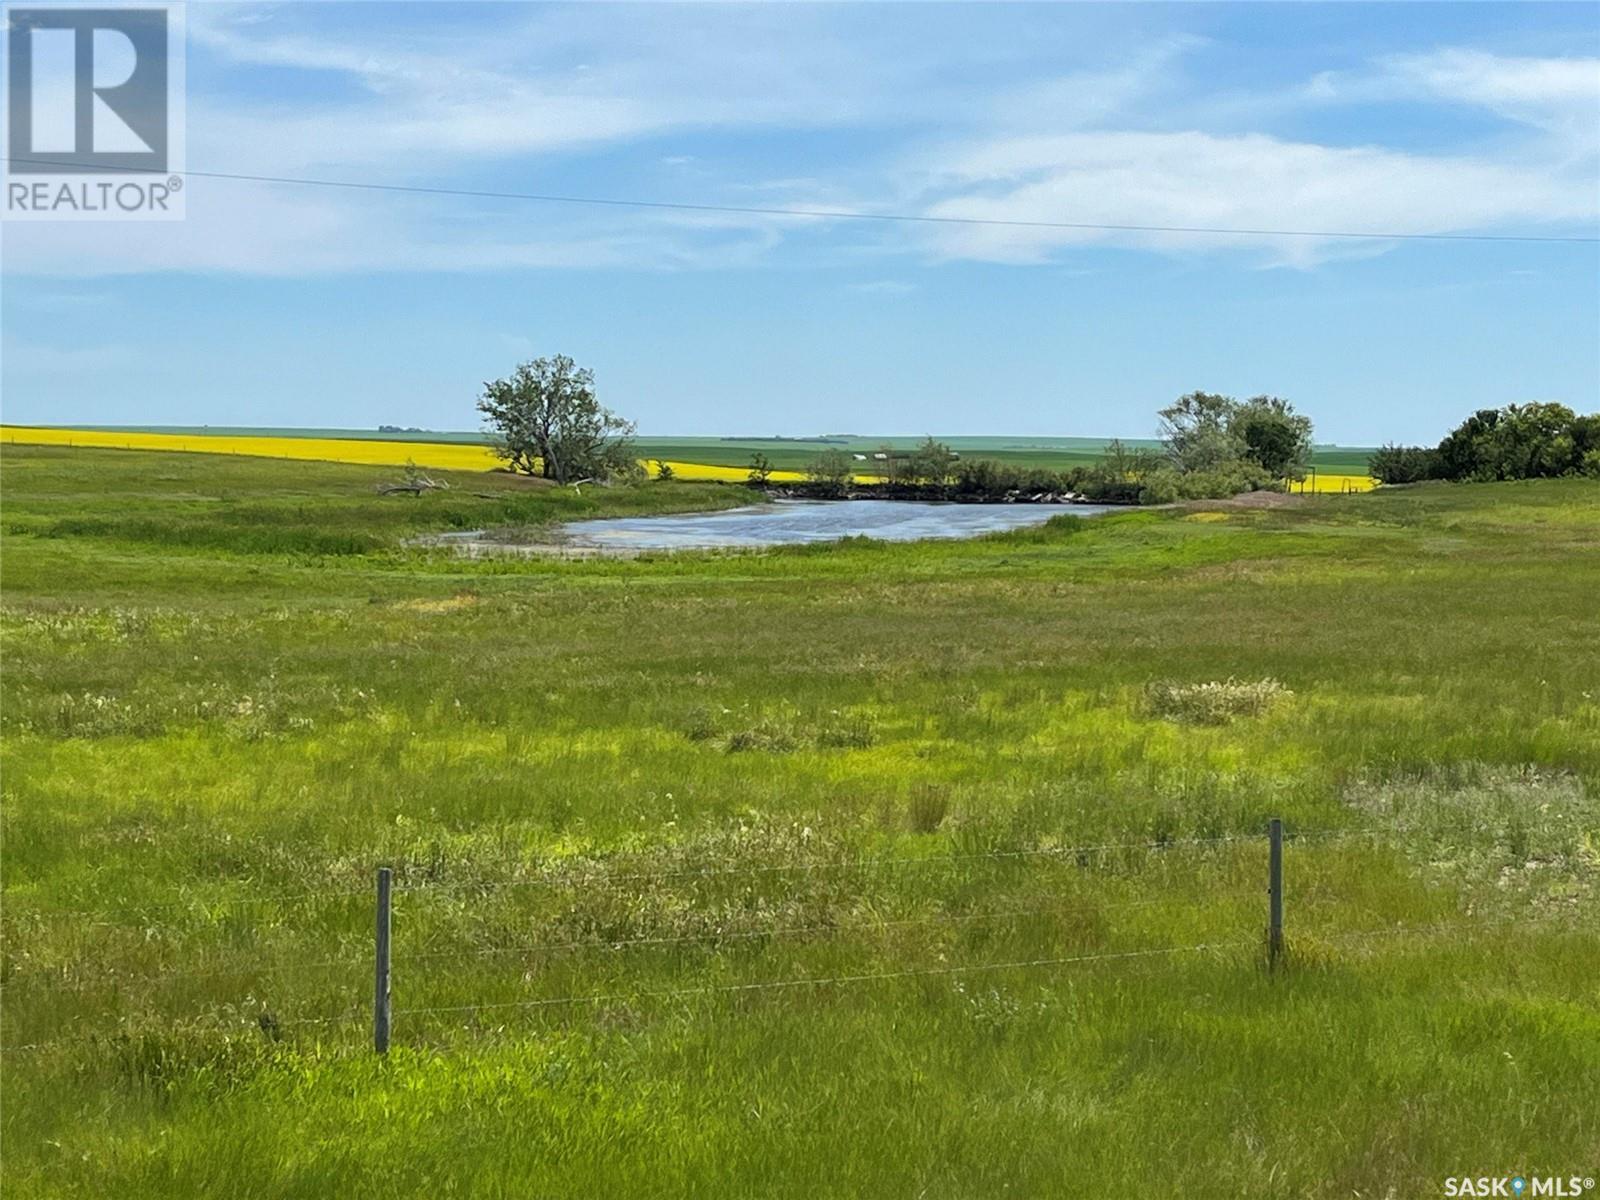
[374,866,392,1054]
[1267,818,1284,971]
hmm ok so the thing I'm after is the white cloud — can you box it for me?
[0,180,798,277]
[1385,49,1600,119]
[5,10,1596,278]
[905,128,1596,267]
[181,3,944,175]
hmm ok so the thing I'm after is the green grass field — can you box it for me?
[2,445,1596,1197]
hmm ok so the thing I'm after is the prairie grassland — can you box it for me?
[1,445,1597,1198]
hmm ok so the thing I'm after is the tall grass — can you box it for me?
[1,447,1597,1197]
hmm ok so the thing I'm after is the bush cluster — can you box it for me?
[952,458,1084,498]
[1370,403,1600,484]
[1134,461,1282,505]
[799,389,1314,506]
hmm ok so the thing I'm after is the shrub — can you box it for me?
[1369,444,1441,484]
[1130,462,1281,505]
[954,458,1079,498]
[1144,677,1292,724]
[805,449,854,496]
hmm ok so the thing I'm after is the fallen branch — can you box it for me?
[377,473,452,496]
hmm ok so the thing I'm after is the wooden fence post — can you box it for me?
[374,867,392,1053]
[1267,819,1284,970]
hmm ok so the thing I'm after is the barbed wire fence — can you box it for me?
[0,821,1582,1058]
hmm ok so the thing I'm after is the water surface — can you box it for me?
[559,499,1119,550]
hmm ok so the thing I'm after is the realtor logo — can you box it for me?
[4,3,184,218]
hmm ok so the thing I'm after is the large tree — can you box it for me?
[1231,395,1313,478]
[477,355,636,483]
[1159,390,1314,478]
[1158,391,1245,472]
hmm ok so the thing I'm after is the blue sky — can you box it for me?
[3,2,1597,444]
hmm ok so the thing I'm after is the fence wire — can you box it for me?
[4,826,1385,925]
[5,911,1590,1057]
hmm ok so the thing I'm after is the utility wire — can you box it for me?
[6,156,1595,245]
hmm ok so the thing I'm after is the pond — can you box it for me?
[557,499,1121,550]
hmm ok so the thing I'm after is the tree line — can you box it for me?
[793,392,1315,503]
[474,353,1596,503]
[1369,404,1600,484]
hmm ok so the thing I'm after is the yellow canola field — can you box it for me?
[1291,473,1378,493]
[0,427,811,482]
[646,459,807,483]
[2,426,502,471]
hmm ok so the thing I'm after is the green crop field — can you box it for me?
[2,444,1596,1198]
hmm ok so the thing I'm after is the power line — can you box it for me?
[6,156,1595,245]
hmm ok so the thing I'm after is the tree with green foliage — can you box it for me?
[1151,390,1315,501]
[1158,391,1244,472]
[805,448,854,496]
[1230,395,1313,478]
[655,460,675,481]
[478,354,637,483]
[905,436,959,486]
[1079,438,1163,504]
[747,452,774,485]
[1371,403,1600,484]
[1368,444,1440,485]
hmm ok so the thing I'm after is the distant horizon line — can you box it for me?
[0,422,1381,450]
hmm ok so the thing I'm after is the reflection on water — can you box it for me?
[559,499,1120,550]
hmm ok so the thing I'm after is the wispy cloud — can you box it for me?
[6,9,1596,278]
[902,48,1599,267]
[1384,49,1600,125]
[903,128,1595,268]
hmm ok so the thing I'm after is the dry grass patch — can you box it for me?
[1144,677,1292,724]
